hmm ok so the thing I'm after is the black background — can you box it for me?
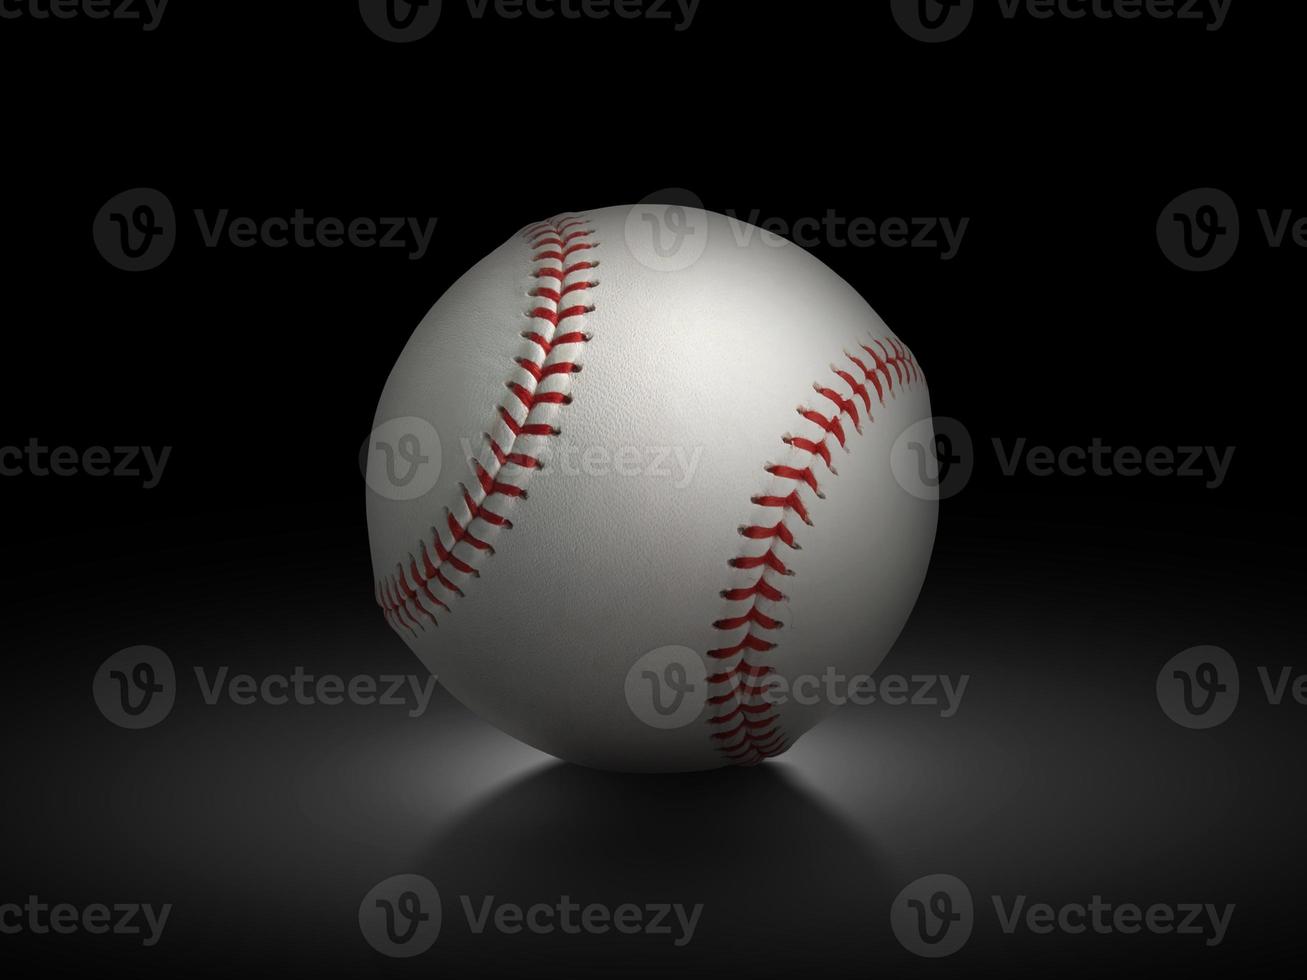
[2,1,1303,977]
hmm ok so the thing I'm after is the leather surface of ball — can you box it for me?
[366,205,937,772]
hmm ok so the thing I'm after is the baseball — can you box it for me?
[366,204,936,772]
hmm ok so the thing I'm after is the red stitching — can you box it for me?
[376,215,596,634]
[707,334,922,765]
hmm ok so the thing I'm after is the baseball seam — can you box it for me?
[375,214,598,634]
[706,336,922,765]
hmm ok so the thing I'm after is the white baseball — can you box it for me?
[366,205,936,772]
